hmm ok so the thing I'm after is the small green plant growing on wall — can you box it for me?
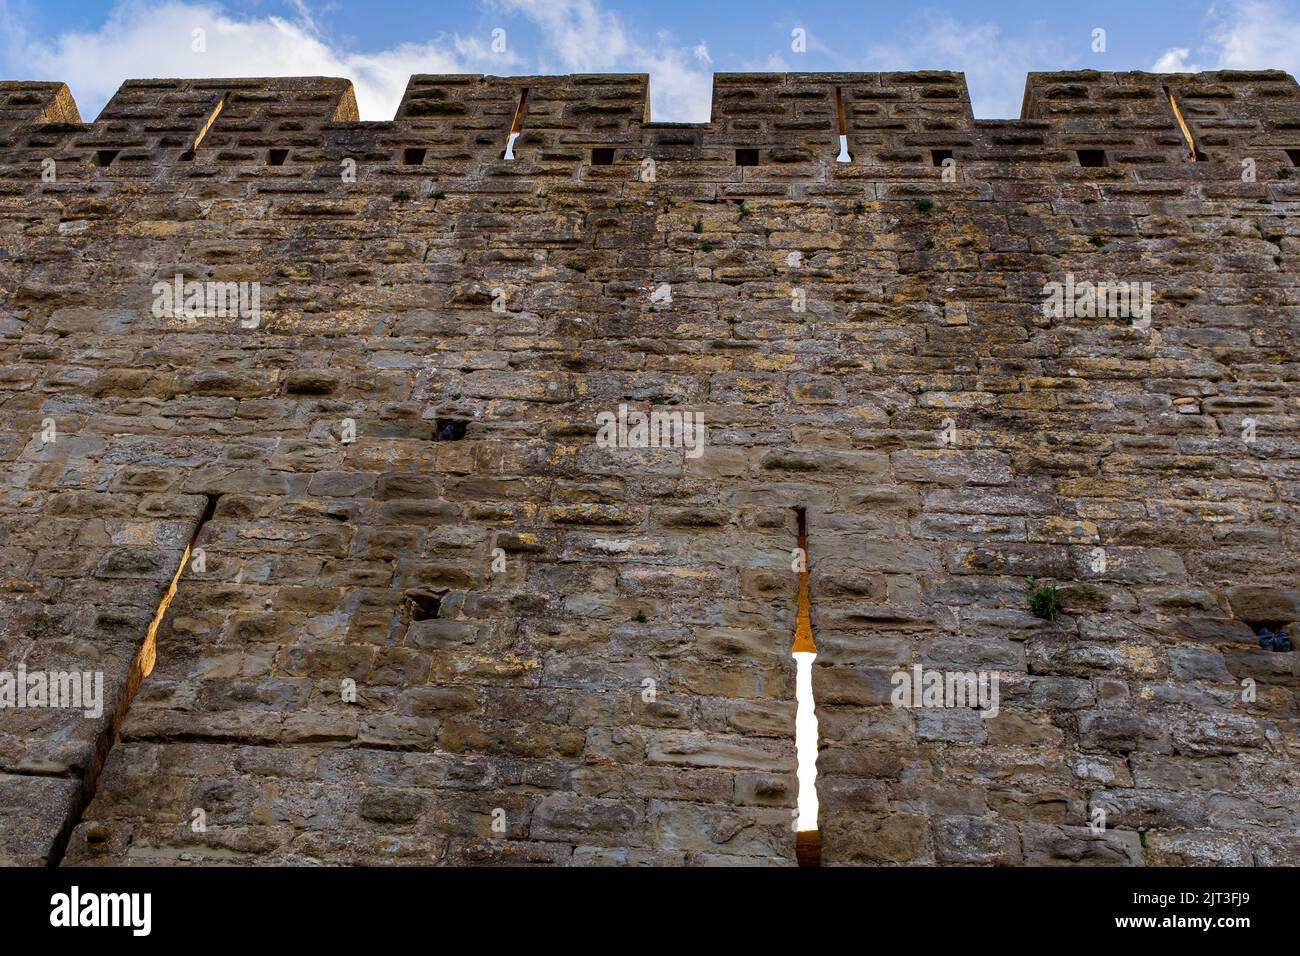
[913,197,933,214]
[1027,577,1062,622]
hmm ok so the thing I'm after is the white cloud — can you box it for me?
[0,0,713,122]
[1216,5,1300,72]
[1,0,501,120]
[1152,47,1201,72]
[17,0,1294,129]
[494,0,711,120]
[495,0,631,70]
[859,3,1300,120]
[864,14,1076,119]
[1157,0,1300,76]
[742,52,794,73]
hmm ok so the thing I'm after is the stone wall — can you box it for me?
[0,70,1296,866]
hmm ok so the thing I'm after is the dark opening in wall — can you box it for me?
[931,148,953,166]
[796,830,821,867]
[267,148,290,166]
[93,149,118,167]
[736,148,760,167]
[435,418,469,441]
[1076,149,1107,168]
[591,147,616,166]
[403,147,427,166]
[1246,620,1294,652]
[179,149,195,162]
[1286,149,1300,167]
[405,588,443,622]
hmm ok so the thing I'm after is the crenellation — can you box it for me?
[4,70,1300,175]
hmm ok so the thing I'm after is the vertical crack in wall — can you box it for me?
[45,493,219,867]
[792,507,820,867]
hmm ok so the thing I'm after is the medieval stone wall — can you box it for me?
[0,70,1296,866]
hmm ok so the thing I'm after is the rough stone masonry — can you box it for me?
[0,70,1297,867]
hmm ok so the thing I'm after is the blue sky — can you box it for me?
[3,0,1300,121]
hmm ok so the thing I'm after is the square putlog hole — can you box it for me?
[1246,620,1294,652]
[930,148,953,166]
[1076,149,1107,167]
[736,148,760,167]
[1286,148,1300,166]
[93,149,119,167]
[591,147,616,166]
[404,588,443,622]
[267,148,290,166]
[403,147,427,166]
[434,418,469,441]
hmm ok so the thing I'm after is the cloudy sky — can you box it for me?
[2,0,1299,122]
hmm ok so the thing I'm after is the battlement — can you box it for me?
[2,70,1298,173]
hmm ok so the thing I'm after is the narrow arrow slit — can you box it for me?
[1164,86,1205,161]
[835,87,852,163]
[504,88,528,160]
[792,506,820,866]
